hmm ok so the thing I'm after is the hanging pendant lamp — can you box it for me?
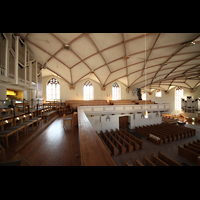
[144,33,148,119]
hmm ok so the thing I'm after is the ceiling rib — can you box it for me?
[141,33,161,76]
[86,33,111,73]
[164,53,200,79]
[14,33,200,91]
[46,67,70,84]
[150,45,185,85]
[122,33,129,86]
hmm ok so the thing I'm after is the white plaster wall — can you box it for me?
[42,76,137,102]
[146,88,175,114]
[87,112,162,133]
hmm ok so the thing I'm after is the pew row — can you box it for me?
[126,151,182,166]
[178,140,200,166]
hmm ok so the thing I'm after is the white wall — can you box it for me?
[42,76,137,102]
[87,112,162,133]
[145,85,200,115]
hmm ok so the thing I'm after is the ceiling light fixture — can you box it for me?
[64,44,70,50]
[124,55,130,60]
[162,63,168,66]
[183,41,195,47]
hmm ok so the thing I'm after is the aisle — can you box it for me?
[18,115,81,166]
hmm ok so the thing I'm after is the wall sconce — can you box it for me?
[106,116,110,122]
[156,112,159,117]
[144,110,148,119]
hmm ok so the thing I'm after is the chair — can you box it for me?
[63,114,72,129]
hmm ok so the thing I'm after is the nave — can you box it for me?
[112,123,200,166]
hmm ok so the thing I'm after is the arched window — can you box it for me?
[112,82,121,100]
[47,78,60,101]
[155,89,162,97]
[175,87,183,111]
[83,80,93,100]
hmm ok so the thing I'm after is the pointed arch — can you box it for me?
[112,82,121,100]
[83,80,94,100]
[46,78,60,101]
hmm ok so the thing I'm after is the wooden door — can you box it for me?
[119,116,129,129]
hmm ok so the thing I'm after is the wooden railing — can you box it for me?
[78,107,116,166]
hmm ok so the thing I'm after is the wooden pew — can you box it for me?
[100,131,119,156]
[105,130,126,154]
[178,145,200,164]
[193,140,200,146]
[188,142,200,150]
[151,153,169,166]
[143,156,156,166]
[97,133,112,156]
[120,128,142,149]
[115,129,139,151]
[110,129,133,153]
[184,144,200,154]
[134,158,144,166]
[125,161,132,166]
[158,151,182,166]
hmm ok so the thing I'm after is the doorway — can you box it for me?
[119,116,129,130]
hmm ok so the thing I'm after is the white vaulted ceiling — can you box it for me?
[15,33,200,92]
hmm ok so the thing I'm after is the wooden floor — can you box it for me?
[2,114,81,166]
[1,114,200,166]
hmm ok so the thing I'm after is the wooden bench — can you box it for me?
[184,144,200,154]
[16,114,41,133]
[41,108,57,122]
[99,131,119,156]
[111,129,133,153]
[125,161,133,166]
[120,128,142,149]
[178,145,200,165]
[0,129,19,148]
[151,153,169,166]
[97,133,112,156]
[105,130,126,154]
[158,151,182,166]
[143,156,156,166]
[66,100,109,112]
[134,158,144,166]
[115,129,139,151]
